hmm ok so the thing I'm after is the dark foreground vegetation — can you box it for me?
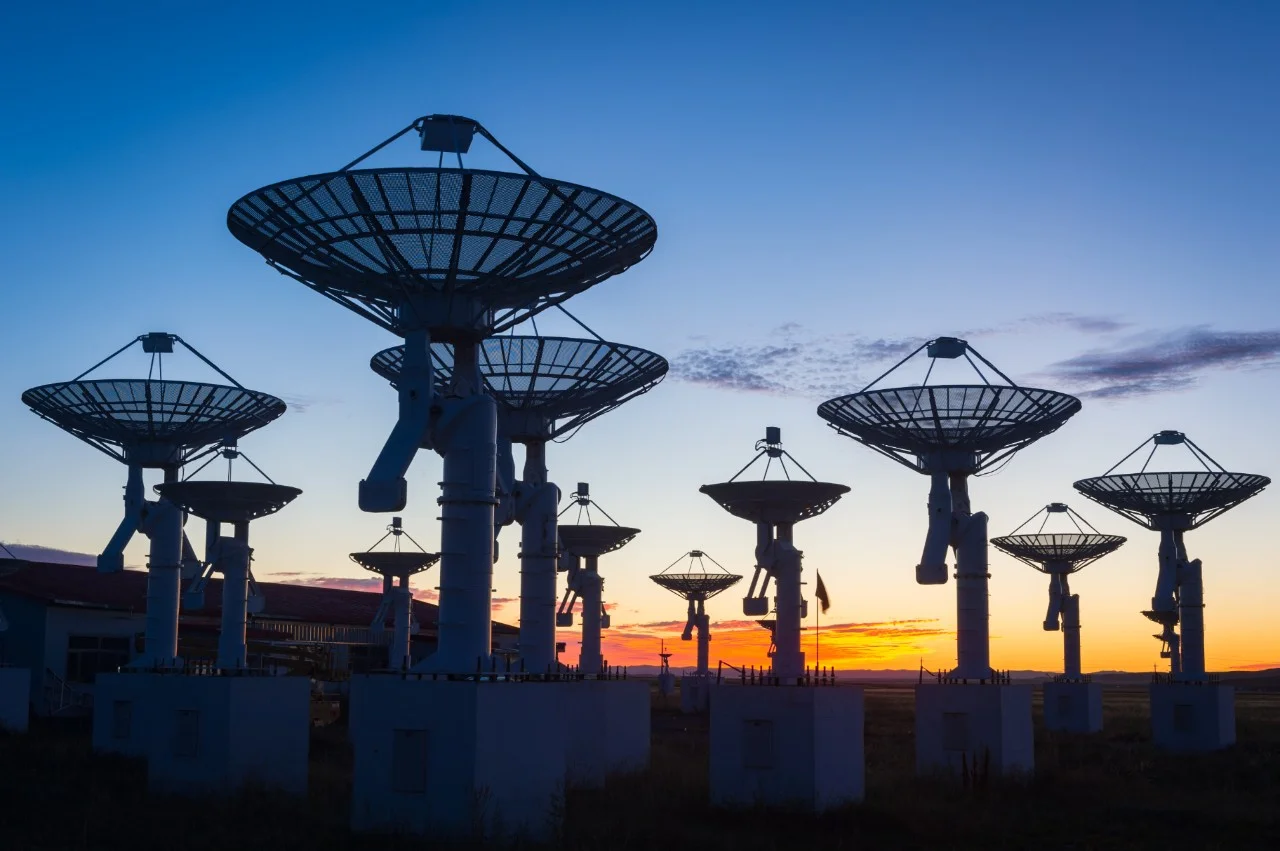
[3,687,1278,850]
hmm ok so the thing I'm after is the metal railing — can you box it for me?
[714,660,838,687]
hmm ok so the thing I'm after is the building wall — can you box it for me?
[0,593,48,699]
[44,606,144,680]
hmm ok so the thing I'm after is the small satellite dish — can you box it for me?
[701,428,846,682]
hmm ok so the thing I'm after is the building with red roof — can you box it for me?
[0,560,518,717]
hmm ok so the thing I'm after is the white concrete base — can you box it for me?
[93,672,163,757]
[565,679,650,788]
[1150,682,1235,752]
[0,667,29,733]
[349,677,567,843]
[915,683,1033,777]
[147,676,311,796]
[710,685,864,811]
[656,672,676,697]
[681,673,714,713]
[1043,681,1103,733]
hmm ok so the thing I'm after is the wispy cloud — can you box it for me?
[273,574,439,604]
[0,543,134,568]
[669,313,1125,399]
[276,393,343,415]
[670,324,919,398]
[1043,326,1280,400]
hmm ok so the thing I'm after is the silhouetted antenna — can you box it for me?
[1074,431,1268,683]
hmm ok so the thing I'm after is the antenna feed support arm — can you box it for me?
[917,470,952,585]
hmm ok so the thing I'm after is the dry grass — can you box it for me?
[2,687,1278,850]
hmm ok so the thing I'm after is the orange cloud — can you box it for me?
[1229,662,1280,672]
[557,617,954,670]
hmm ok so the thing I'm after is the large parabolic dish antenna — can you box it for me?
[227,115,657,339]
[227,115,658,676]
[21,332,285,575]
[816,338,1079,473]
[22,333,284,468]
[1073,431,1269,682]
[818,337,1080,681]
[370,335,668,441]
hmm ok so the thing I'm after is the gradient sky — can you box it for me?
[2,1,1278,674]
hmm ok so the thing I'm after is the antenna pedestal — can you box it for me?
[1150,681,1235,751]
[915,683,1034,776]
[414,389,499,674]
[350,678,571,840]
[515,445,560,675]
[710,685,865,810]
[578,557,604,674]
[214,536,252,670]
[127,497,185,671]
[1043,680,1103,733]
[952,512,991,680]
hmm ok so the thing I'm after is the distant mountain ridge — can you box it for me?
[623,665,1280,685]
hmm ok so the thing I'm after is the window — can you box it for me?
[65,635,133,684]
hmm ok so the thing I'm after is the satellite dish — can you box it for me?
[651,550,742,685]
[1074,431,1269,682]
[228,115,658,676]
[21,334,286,672]
[701,428,847,682]
[556,483,638,675]
[350,517,439,672]
[818,337,1079,679]
[159,448,300,672]
[21,333,285,575]
[992,503,1125,681]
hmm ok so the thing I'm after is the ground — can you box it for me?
[2,686,1277,850]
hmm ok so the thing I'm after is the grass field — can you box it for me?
[2,686,1277,850]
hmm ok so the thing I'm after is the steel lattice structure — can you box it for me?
[227,117,656,338]
[156,481,301,524]
[651,550,742,602]
[22,334,284,466]
[991,533,1127,572]
[1073,471,1269,530]
[371,335,667,440]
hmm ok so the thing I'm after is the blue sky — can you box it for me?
[2,1,1278,671]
